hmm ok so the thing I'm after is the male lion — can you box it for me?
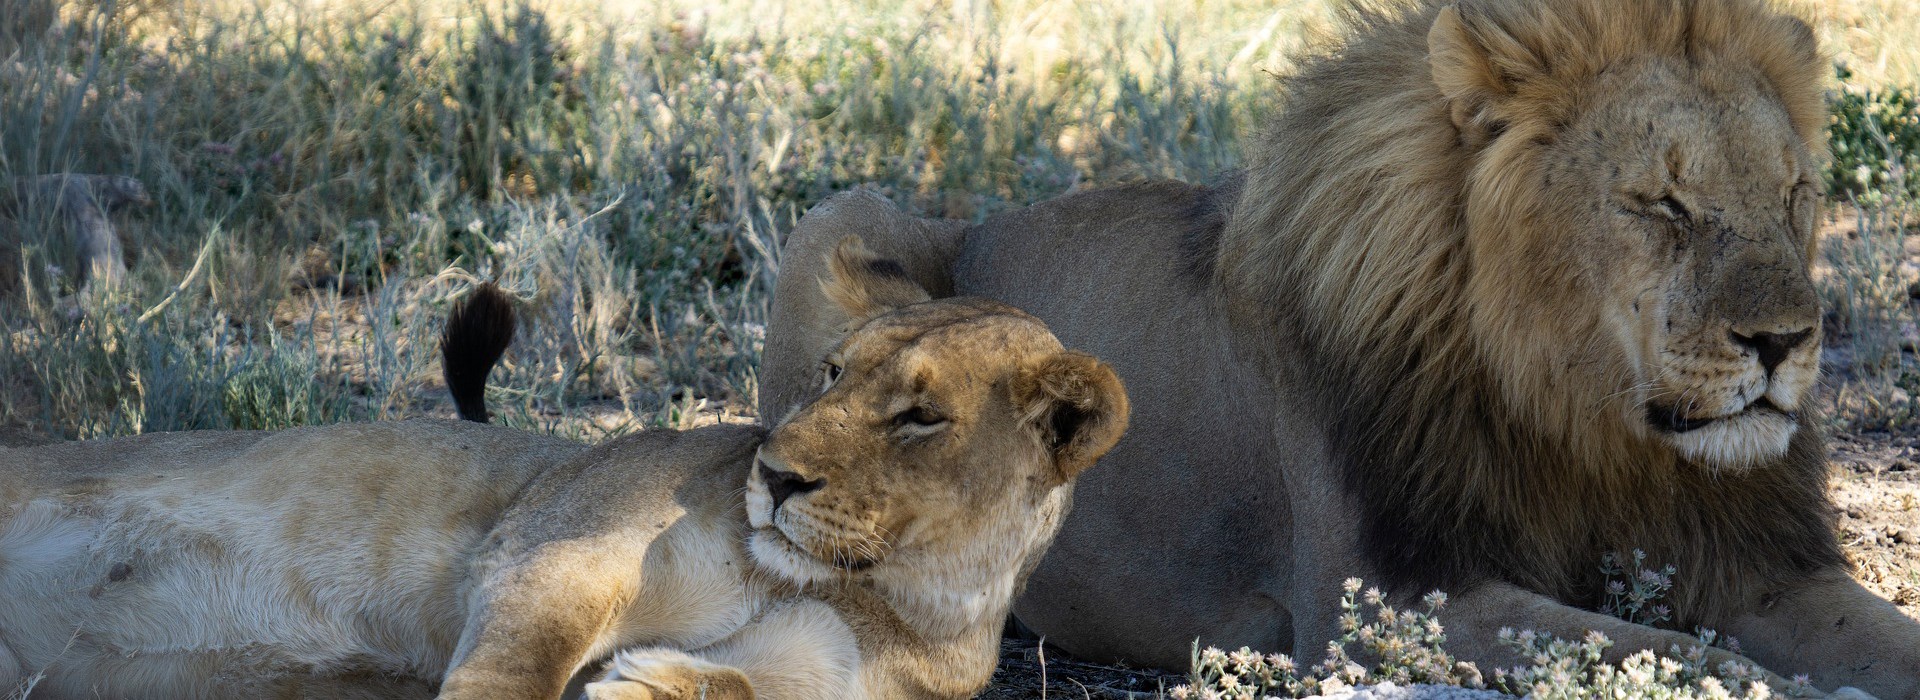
[762,0,1920,696]
[0,238,1128,699]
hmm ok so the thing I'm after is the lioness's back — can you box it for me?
[0,419,586,698]
[0,419,578,482]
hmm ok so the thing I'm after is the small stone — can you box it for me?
[1892,527,1917,545]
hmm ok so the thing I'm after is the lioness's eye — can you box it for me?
[895,405,947,428]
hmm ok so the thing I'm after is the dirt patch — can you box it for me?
[983,638,1182,699]
[1830,430,1920,618]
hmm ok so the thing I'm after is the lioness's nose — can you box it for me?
[756,456,824,511]
[1731,328,1811,375]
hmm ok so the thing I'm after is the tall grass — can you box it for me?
[0,0,1917,440]
[1818,79,1920,431]
[0,0,1278,440]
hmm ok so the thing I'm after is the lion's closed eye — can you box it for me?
[894,405,945,428]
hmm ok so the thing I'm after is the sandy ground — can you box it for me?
[1831,431,1920,618]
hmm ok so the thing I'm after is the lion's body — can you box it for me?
[0,250,1131,700]
[956,182,1307,658]
[762,0,1920,695]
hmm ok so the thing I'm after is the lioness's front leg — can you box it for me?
[439,543,636,700]
[1720,569,1920,699]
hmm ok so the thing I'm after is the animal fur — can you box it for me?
[441,283,517,424]
[761,1,1920,695]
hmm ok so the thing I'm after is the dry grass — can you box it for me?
[0,0,1304,440]
[1,0,1918,696]
[1,0,1916,439]
[1811,0,1920,87]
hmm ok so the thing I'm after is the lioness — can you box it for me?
[0,237,1128,699]
[761,0,1920,696]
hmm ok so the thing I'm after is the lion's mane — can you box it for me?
[1207,0,1842,626]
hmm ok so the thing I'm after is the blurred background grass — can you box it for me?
[1,0,1917,441]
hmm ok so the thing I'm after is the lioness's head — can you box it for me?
[745,237,1128,591]
[1430,0,1827,469]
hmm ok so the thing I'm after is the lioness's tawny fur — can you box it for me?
[0,238,1128,700]
[762,0,1920,696]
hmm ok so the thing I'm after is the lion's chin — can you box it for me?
[1659,405,1798,470]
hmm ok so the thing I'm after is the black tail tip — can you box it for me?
[442,283,516,423]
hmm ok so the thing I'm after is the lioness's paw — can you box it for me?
[588,648,753,700]
[583,672,752,700]
[582,679,659,700]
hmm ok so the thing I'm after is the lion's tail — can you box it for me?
[441,283,516,423]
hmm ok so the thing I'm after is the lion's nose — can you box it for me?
[756,456,824,511]
[1731,327,1811,375]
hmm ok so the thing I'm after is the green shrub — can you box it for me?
[1828,64,1920,202]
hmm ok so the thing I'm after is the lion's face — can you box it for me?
[1468,53,1823,470]
[743,239,1127,586]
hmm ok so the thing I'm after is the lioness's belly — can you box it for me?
[0,421,583,697]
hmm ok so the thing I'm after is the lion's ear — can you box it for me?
[1012,351,1130,484]
[821,235,933,326]
[1428,3,1545,141]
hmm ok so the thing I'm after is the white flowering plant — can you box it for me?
[1598,549,1676,628]
[1489,626,1812,700]
[1173,578,1483,700]
[1173,576,1821,700]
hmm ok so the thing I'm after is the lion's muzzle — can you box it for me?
[1730,328,1811,378]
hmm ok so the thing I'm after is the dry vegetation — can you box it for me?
[2,0,1918,697]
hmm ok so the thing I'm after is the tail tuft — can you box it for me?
[442,283,516,423]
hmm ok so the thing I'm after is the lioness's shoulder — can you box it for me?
[502,423,766,529]
[591,423,766,470]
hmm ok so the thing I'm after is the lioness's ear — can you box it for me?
[822,235,932,325]
[1428,3,1545,140]
[1013,351,1129,483]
